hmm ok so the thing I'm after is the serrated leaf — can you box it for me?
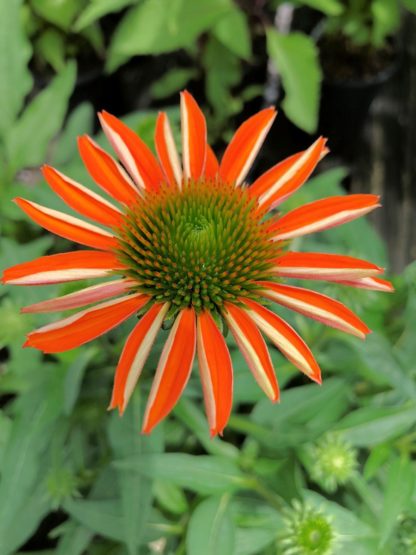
[0,0,33,138]
[266,29,321,133]
[186,496,235,555]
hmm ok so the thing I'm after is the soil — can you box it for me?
[319,33,397,83]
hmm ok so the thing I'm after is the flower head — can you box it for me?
[2,92,392,435]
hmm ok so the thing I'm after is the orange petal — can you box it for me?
[42,165,122,228]
[225,303,279,402]
[269,195,380,240]
[197,311,233,436]
[155,112,182,187]
[25,293,148,353]
[142,307,196,433]
[22,279,130,313]
[335,276,394,292]
[243,298,321,383]
[15,197,118,251]
[219,107,276,186]
[258,281,370,339]
[273,252,383,281]
[110,302,168,414]
[205,145,219,180]
[99,111,164,191]
[2,250,122,285]
[180,91,207,181]
[250,137,327,210]
[78,135,140,206]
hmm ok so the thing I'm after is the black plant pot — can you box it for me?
[318,61,399,162]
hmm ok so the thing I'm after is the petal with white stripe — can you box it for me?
[155,112,182,187]
[225,302,279,401]
[243,299,321,383]
[335,276,394,292]
[180,91,207,181]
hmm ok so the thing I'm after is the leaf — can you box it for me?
[371,0,400,47]
[114,453,247,495]
[35,29,66,72]
[64,349,96,415]
[107,0,232,71]
[150,68,198,100]
[6,61,76,174]
[379,456,415,547]
[300,0,344,15]
[53,102,94,166]
[186,496,235,555]
[212,7,251,59]
[31,0,85,30]
[75,0,137,30]
[334,404,416,446]
[266,29,322,133]
[107,394,164,555]
[0,0,33,138]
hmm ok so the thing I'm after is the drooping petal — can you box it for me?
[205,145,219,179]
[180,91,207,181]
[197,311,233,436]
[258,281,370,339]
[250,137,328,210]
[22,279,130,313]
[2,250,122,285]
[24,293,148,353]
[273,252,383,282]
[219,107,276,186]
[142,307,196,433]
[42,165,122,228]
[14,198,118,251]
[110,302,168,414]
[335,276,394,292]
[155,112,182,186]
[225,302,279,402]
[269,195,380,241]
[99,110,164,191]
[78,135,140,205]
[243,299,321,383]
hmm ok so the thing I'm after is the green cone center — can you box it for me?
[116,179,279,314]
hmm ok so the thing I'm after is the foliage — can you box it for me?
[1,1,415,553]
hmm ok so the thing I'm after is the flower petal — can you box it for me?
[42,165,122,228]
[269,195,380,241]
[250,137,328,211]
[205,145,219,179]
[2,250,122,285]
[142,307,196,433]
[78,135,139,205]
[219,107,276,186]
[22,279,130,313]
[335,276,394,292]
[225,302,279,402]
[99,110,164,191]
[243,299,321,383]
[273,252,383,281]
[180,91,207,181]
[24,293,148,353]
[258,281,370,339]
[110,302,168,414]
[15,197,117,251]
[155,112,182,187]
[197,311,233,436]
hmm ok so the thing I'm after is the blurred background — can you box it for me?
[1,1,416,554]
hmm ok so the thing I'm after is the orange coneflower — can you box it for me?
[2,92,392,436]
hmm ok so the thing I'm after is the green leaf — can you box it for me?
[53,102,94,166]
[6,61,76,174]
[64,349,95,415]
[402,0,416,13]
[212,7,251,59]
[107,0,232,71]
[31,0,85,30]
[371,0,400,47]
[153,480,188,515]
[186,495,235,555]
[0,0,33,138]
[379,456,415,547]
[35,29,66,72]
[114,453,247,495]
[334,404,416,446]
[300,0,344,15]
[150,68,198,100]
[266,29,322,133]
[75,0,137,30]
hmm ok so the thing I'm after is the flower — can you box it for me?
[2,92,392,435]
[280,501,337,555]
